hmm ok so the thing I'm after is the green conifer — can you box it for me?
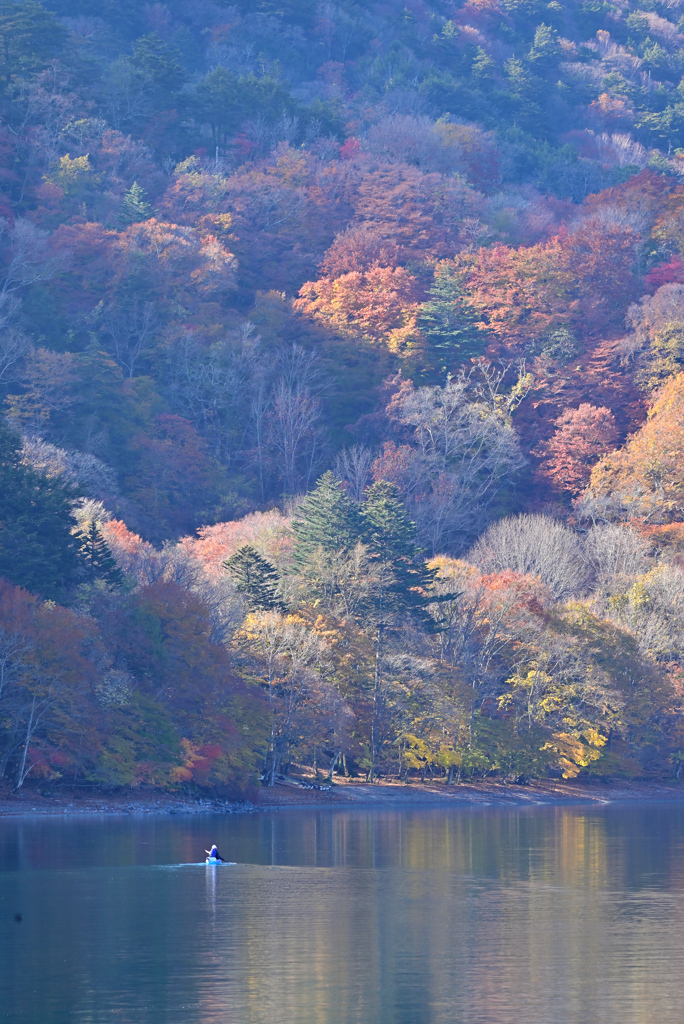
[472,47,496,80]
[0,421,80,600]
[419,263,484,372]
[223,544,284,611]
[119,182,151,225]
[292,471,365,568]
[362,480,439,628]
[363,480,419,560]
[78,519,125,587]
[130,33,186,97]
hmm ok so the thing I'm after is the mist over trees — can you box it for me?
[4,0,684,793]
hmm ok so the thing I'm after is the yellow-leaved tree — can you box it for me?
[583,372,684,523]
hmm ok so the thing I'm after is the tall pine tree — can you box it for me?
[418,263,484,374]
[292,471,365,568]
[119,181,151,225]
[362,480,439,629]
[78,520,125,587]
[0,421,80,600]
[223,544,284,611]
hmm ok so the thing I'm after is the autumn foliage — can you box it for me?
[295,266,423,353]
[586,373,684,521]
[5,0,684,794]
[536,404,619,496]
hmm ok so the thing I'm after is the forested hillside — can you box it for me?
[4,0,684,794]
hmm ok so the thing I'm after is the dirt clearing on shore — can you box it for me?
[3,777,684,817]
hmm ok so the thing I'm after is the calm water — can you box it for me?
[2,804,684,1024]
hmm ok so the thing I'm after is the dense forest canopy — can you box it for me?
[4,0,684,794]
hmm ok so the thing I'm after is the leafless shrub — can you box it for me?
[335,445,375,501]
[621,282,684,363]
[0,321,31,386]
[468,514,590,600]
[0,218,69,296]
[382,367,527,553]
[585,523,651,592]
[21,436,119,500]
[364,114,453,171]
[610,564,684,661]
[593,133,649,169]
[71,499,112,529]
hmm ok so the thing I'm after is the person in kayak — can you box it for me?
[205,844,224,861]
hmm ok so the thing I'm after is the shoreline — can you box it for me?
[2,778,684,818]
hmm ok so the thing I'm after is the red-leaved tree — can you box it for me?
[535,403,619,496]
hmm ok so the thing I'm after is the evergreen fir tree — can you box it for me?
[130,33,186,98]
[223,544,284,611]
[0,421,80,600]
[363,480,419,560]
[418,263,484,373]
[78,519,125,587]
[292,471,366,568]
[119,182,151,225]
[362,480,439,628]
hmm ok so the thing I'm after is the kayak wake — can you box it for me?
[159,861,237,867]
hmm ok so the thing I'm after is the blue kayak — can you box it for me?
[205,857,234,865]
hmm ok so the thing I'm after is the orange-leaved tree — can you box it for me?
[451,237,577,352]
[584,373,684,522]
[295,265,423,356]
[452,217,639,353]
[177,510,293,578]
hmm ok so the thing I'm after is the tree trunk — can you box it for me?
[269,749,281,788]
[327,750,341,782]
[13,696,39,792]
[369,624,384,784]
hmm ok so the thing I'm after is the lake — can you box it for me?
[2,803,684,1023]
